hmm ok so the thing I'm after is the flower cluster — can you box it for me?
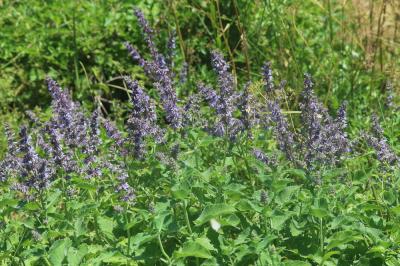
[125,8,182,129]
[267,100,296,163]
[262,62,274,93]
[199,51,243,139]
[364,114,398,166]
[124,76,163,158]
[299,74,350,169]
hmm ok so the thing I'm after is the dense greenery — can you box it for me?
[0,1,399,265]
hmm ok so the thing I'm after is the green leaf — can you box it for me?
[171,183,190,200]
[174,241,213,259]
[220,214,240,228]
[72,177,97,191]
[194,204,236,225]
[367,245,387,254]
[276,186,300,205]
[102,252,130,263]
[271,214,291,231]
[0,198,19,209]
[195,237,217,251]
[24,202,40,211]
[46,190,62,209]
[236,199,262,212]
[67,244,88,266]
[326,231,363,251]
[154,210,170,232]
[130,233,157,248]
[390,205,400,216]
[284,169,307,181]
[310,207,329,219]
[97,216,115,240]
[283,260,311,266]
[74,217,87,237]
[49,238,72,266]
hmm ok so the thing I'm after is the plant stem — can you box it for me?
[158,234,171,265]
[125,211,131,256]
[183,201,193,234]
[320,218,324,256]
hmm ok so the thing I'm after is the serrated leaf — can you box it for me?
[171,183,190,200]
[326,231,363,251]
[49,238,72,266]
[46,190,62,209]
[174,241,213,259]
[74,217,87,237]
[24,202,40,211]
[276,186,300,205]
[97,216,115,240]
[67,244,88,266]
[0,198,19,209]
[194,204,236,225]
[220,214,240,228]
[310,207,329,219]
[271,214,291,231]
[72,178,97,191]
[195,237,217,251]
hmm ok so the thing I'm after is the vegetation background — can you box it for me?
[0,0,400,265]
[1,0,399,112]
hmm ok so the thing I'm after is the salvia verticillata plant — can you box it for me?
[0,6,400,265]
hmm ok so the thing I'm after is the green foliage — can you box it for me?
[1,0,400,265]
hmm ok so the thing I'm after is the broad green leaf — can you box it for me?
[154,210,170,232]
[46,190,62,209]
[174,241,213,259]
[326,231,363,251]
[74,217,87,237]
[276,186,300,205]
[290,220,303,236]
[195,237,217,251]
[72,177,97,191]
[49,238,72,266]
[67,244,88,266]
[310,207,329,219]
[130,233,157,248]
[102,252,131,263]
[24,202,40,211]
[271,214,291,231]
[236,199,263,212]
[391,205,400,216]
[367,245,387,254]
[220,214,240,228]
[195,204,236,225]
[97,216,115,240]
[171,183,190,200]
[284,169,307,181]
[0,198,18,209]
